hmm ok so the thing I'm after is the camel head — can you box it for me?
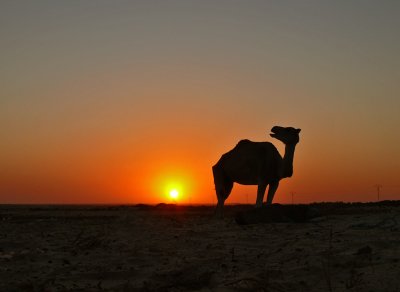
[270,126,301,145]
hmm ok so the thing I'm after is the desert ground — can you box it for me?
[0,202,399,291]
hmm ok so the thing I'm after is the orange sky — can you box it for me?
[1,1,400,204]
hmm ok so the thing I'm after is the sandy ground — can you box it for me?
[0,202,399,291]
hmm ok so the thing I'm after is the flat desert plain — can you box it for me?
[0,202,399,291]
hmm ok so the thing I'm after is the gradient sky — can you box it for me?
[1,1,399,204]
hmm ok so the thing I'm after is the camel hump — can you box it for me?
[235,139,275,151]
[230,139,256,153]
[237,139,252,146]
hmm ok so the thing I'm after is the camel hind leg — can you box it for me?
[256,183,267,207]
[266,181,279,204]
[212,166,233,217]
[215,179,233,217]
[212,165,224,214]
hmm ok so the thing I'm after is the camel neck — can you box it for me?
[281,143,297,178]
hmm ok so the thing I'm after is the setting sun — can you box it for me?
[169,189,179,200]
[152,170,195,203]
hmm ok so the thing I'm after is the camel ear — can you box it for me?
[296,128,301,133]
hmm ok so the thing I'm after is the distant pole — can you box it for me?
[374,184,382,201]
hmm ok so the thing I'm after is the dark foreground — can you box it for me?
[0,202,400,291]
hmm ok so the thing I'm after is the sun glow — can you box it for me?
[169,189,179,200]
[151,167,196,203]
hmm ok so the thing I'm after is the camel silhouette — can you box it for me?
[212,126,301,216]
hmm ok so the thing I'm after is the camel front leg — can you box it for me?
[266,181,279,204]
[255,183,267,207]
